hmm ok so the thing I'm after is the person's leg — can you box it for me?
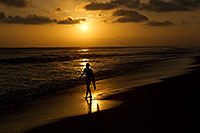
[86,84,89,97]
[86,81,92,97]
[88,87,92,97]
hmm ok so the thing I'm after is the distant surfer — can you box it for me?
[80,63,96,99]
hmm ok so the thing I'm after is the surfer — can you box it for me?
[80,63,96,99]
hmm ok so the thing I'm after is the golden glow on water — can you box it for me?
[79,57,90,72]
[79,49,89,52]
[79,58,88,68]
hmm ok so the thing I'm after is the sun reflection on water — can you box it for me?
[78,48,89,53]
[79,58,89,71]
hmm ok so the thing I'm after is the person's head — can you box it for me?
[86,63,90,69]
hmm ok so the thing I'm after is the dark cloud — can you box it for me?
[0,11,6,20]
[140,0,191,12]
[57,18,86,25]
[113,9,149,23]
[84,0,140,10]
[175,0,200,8]
[0,0,31,8]
[139,0,200,12]
[84,0,200,12]
[3,15,56,24]
[55,8,63,12]
[84,2,116,10]
[0,12,86,25]
[125,0,140,9]
[144,20,174,26]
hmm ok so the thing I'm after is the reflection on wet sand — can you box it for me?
[84,91,123,114]
[85,98,100,114]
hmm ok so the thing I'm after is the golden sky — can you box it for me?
[0,0,200,47]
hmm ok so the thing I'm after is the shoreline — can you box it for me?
[0,55,193,114]
[0,56,168,113]
[26,56,200,133]
[1,47,199,113]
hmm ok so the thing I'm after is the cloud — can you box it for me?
[57,17,86,24]
[0,12,86,25]
[84,2,116,10]
[0,11,6,20]
[113,9,149,23]
[139,0,200,12]
[0,0,32,8]
[84,0,140,10]
[144,20,174,26]
[125,0,141,9]
[83,0,200,12]
[140,0,191,12]
[175,0,200,8]
[3,14,56,24]
[55,8,63,12]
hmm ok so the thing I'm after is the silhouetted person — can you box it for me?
[80,63,96,99]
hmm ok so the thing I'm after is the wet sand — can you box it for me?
[26,57,199,133]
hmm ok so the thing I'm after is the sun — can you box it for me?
[81,25,87,31]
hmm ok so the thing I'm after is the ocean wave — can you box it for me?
[77,53,134,59]
[0,53,136,65]
[0,59,155,110]
[0,78,82,111]
[0,56,73,64]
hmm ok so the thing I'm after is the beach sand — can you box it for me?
[25,57,199,133]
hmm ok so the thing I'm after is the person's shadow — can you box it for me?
[85,98,104,132]
[86,98,92,114]
[86,98,101,114]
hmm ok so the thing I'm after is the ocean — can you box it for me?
[0,46,199,109]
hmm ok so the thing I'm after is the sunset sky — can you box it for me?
[0,0,200,47]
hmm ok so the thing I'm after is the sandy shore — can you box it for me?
[26,56,200,133]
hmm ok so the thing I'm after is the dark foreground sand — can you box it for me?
[27,57,200,133]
